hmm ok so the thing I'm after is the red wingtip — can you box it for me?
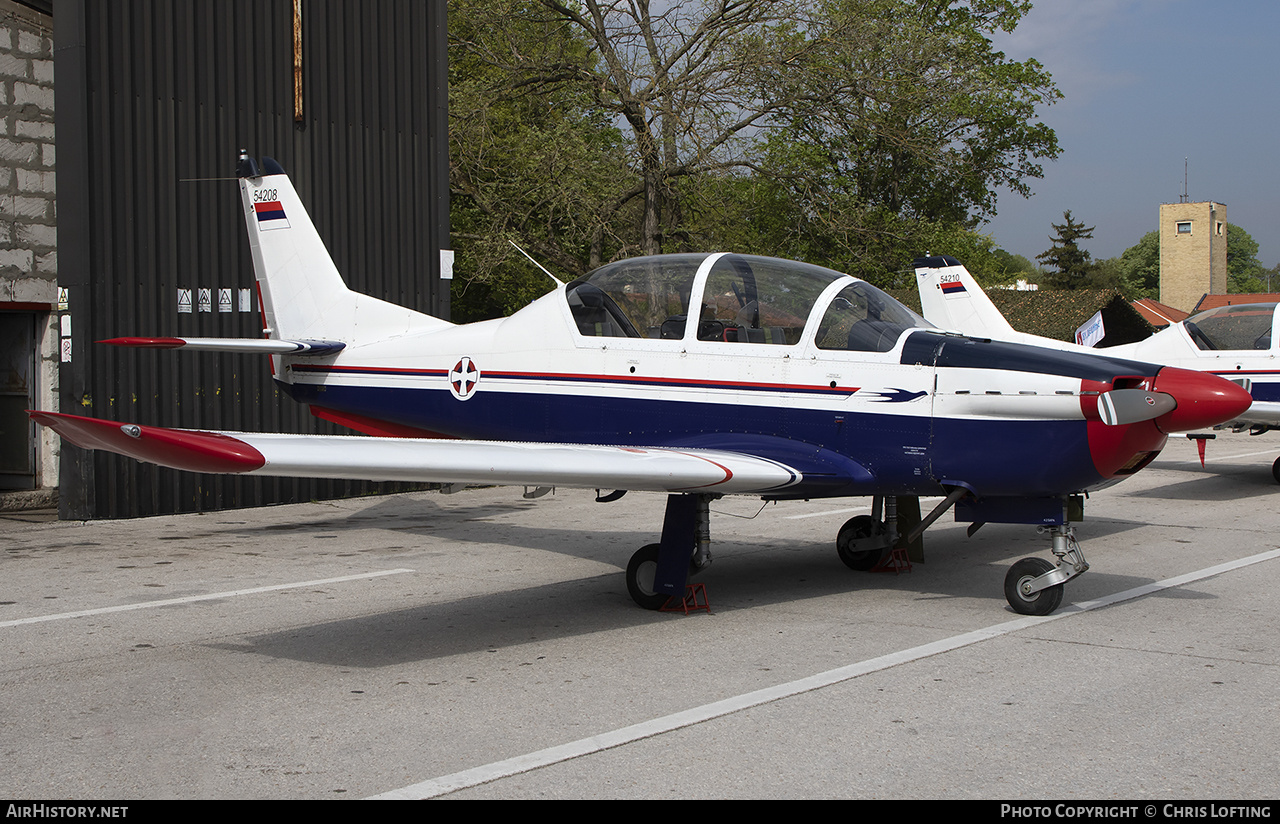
[99,337,186,349]
[29,411,265,474]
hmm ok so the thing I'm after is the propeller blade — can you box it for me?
[1096,388,1177,426]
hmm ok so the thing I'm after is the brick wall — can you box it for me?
[0,0,56,505]
[0,0,54,299]
[1159,201,1228,315]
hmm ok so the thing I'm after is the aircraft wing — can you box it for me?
[31,411,802,495]
[100,337,346,356]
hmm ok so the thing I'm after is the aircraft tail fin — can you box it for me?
[237,152,451,345]
[914,255,1019,339]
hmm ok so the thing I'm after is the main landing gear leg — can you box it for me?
[837,491,957,571]
[1004,524,1089,616]
[626,494,714,610]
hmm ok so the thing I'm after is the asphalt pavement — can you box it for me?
[1,432,1277,799]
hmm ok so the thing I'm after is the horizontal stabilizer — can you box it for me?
[30,411,803,495]
[100,337,346,356]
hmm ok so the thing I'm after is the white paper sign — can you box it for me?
[1075,310,1105,348]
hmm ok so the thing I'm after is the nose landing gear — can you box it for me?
[1004,524,1089,616]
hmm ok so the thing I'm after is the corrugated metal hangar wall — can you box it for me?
[55,0,450,519]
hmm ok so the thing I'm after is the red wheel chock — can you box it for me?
[660,583,711,614]
[872,546,912,574]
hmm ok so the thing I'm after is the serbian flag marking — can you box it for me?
[940,280,966,295]
[254,200,290,231]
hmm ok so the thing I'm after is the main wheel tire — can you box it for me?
[1271,456,1280,484]
[626,543,670,610]
[1004,556,1064,616]
[836,514,890,571]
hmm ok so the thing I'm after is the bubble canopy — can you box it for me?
[564,253,932,352]
[1181,303,1280,352]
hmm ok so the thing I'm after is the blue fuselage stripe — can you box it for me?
[280,380,1108,497]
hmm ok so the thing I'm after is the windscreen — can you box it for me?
[1182,304,1277,351]
[565,254,702,339]
[816,281,935,352]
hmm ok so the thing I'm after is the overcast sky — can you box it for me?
[981,0,1280,269]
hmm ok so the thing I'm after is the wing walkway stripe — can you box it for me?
[0,569,414,629]
[371,548,1280,800]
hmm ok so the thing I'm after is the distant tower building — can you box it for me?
[1159,201,1227,313]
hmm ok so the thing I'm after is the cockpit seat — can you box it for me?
[847,319,900,353]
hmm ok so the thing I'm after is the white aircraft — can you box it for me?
[915,256,1280,476]
[30,155,1252,616]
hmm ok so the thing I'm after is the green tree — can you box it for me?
[685,166,1014,288]
[1262,263,1280,294]
[718,0,1061,281]
[1036,211,1094,289]
[1109,225,1272,301]
[768,0,1060,225]
[448,0,630,320]
[1117,230,1159,298]
[466,1,1060,251]
[450,0,1063,315]
[1227,223,1268,293]
[991,249,1039,279]
[1083,257,1125,292]
[521,0,829,260]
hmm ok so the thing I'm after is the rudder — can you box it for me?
[237,152,450,345]
[914,255,1018,339]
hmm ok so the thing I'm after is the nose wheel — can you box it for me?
[1003,524,1088,616]
[1003,557,1064,616]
